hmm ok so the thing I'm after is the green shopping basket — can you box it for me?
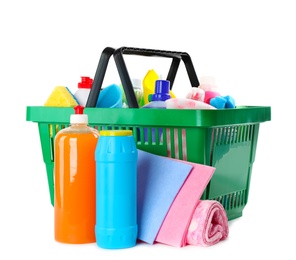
[26,47,271,221]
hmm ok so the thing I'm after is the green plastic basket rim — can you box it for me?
[26,106,271,127]
[26,106,271,128]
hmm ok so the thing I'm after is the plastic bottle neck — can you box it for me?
[151,80,171,101]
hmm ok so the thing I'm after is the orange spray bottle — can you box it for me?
[54,105,100,244]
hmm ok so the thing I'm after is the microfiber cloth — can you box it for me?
[136,150,193,244]
[155,161,215,247]
[186,200,229,247]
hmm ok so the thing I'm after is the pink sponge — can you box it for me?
[204,91,220,104]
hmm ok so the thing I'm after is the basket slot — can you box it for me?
[180,129,187,161]
[135,126,164,145]
[237,124,254,143]
[134,126,188,161]
[212,124,255,146]
[213,189,246,211]
[165,128,187,161]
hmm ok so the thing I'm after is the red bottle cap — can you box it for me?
[74,105,84,114]
[78,77,93,89]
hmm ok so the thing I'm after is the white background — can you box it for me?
[1,1,294,259]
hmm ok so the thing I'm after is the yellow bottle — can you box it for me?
[142,69,175,105]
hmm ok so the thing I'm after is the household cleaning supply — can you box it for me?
[197,76,236,109]
[132,78,144,107]
[142,69,159,105]
[142,79,171,108]
[121,78,144,108]
[74,76,93,106]
[185,87,205,102]
[54,105,100,244]
[210,95,236,109]
[142,69,176,105]
[44,86,78,107]
[44,86,78,137]
[95,130,138,249]
[96,84,123,108]
[141,80,171,143]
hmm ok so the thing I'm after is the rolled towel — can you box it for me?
[186,200,229,247]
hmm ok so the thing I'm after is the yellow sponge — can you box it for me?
[44,86,78,107]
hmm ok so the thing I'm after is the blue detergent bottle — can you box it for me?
[95,130,138,249]
[142,79,171,108]
[140,80,171,142]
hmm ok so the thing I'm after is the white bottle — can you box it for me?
[74,76,93,106]
[132,78,144,107]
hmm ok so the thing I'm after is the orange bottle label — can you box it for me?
[54,130,99,244]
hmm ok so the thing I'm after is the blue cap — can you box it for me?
[151,80,171,101]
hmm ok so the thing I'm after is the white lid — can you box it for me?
[70,114,88,124]
[70,105,88,124]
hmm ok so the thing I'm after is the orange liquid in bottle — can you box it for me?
[54,126,99,244]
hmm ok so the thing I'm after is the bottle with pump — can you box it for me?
[74,76,93,106]
[54,105,100,244]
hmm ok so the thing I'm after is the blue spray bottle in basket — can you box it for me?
[95,130,138,249]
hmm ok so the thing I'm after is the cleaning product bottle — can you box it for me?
[95,130,138,249]
[142,69,159,105]
[142,79,171,108]
[142,69,176,106]
[96,84,123,108]
[74,76,93,106]
[54,105,100,244]
[120,78,144,108]
[141,80,171,143]
[132,78,144,107]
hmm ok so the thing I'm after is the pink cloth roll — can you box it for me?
[186,200,229,247]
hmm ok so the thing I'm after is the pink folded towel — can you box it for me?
[186,200,229,247]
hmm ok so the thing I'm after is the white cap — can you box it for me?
[70,105,88,124]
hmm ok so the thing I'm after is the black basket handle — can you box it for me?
[87,46,200,108]
[114,47,199,108]
[86,47,116,107]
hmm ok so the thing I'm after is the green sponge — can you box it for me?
[44,86,78,107]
